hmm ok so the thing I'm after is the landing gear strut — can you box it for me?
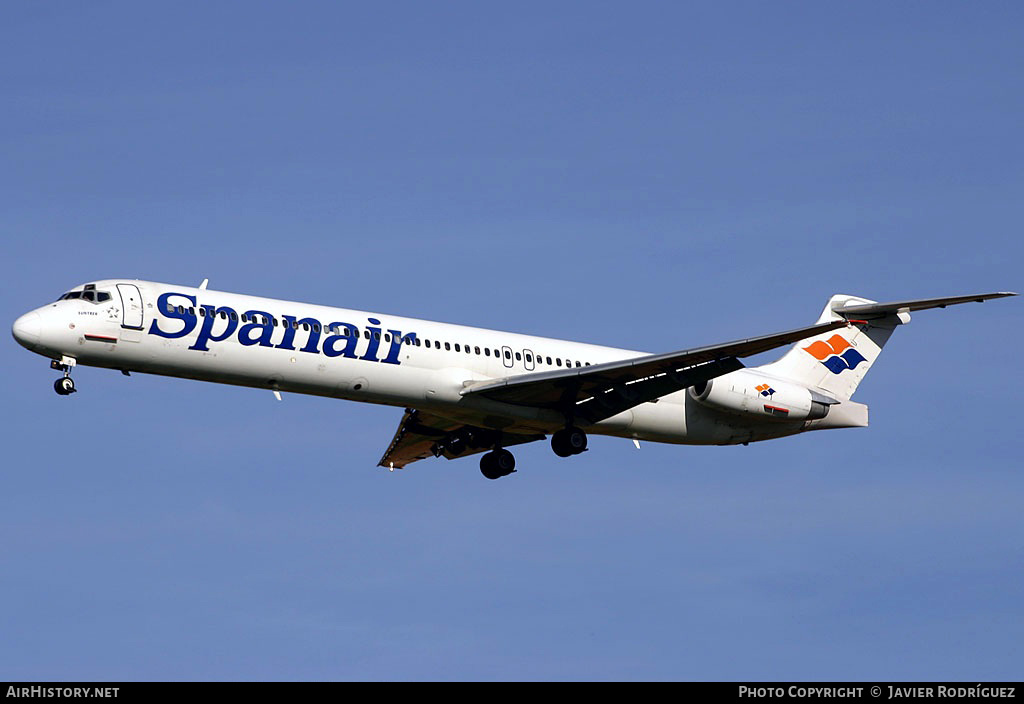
[480,448,516,480]
[551,426,587,457]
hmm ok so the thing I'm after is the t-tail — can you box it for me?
[758,292,1017,402]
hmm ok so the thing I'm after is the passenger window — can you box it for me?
[556,358,562,366]
[231,312,238,321]
[199,307,205,316]
[177,305,184,314]
[364,330,370,339]
[546,357,552,365]
[455,344,460,352]
[445,342,451,351]
[575,361,581,367]
[484,348,490,356]
[474,346,480,354]
[515,352,521,361]
[525,353,532,363]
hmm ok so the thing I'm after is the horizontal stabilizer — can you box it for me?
[834,292,1016,320]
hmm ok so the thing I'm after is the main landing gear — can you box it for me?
[480,448,516,480]
[478,426,587,479]
[551,426,587,457]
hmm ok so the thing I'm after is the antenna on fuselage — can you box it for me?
[198,278,209,290]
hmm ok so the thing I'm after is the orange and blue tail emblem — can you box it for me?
[802,334,867,374]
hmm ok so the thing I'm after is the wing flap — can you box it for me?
[378,408,545,469]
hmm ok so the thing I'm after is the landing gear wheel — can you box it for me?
[54,376,76,396]
[551,427,587,457]
[480,449,516,480]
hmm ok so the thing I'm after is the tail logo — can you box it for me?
[755,384,775,397]
[803,334,867,375]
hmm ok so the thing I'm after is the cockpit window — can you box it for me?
[58,289,111,303]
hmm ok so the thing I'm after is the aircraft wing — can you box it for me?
[378,408,545,469]
[461,319,850,425]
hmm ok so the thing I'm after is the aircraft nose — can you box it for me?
[12,311,41,350]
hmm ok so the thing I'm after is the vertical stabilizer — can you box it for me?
[759,295,904,400]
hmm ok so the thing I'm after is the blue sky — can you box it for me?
[2,2,1021,681]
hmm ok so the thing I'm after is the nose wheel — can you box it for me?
[54,376,76,396]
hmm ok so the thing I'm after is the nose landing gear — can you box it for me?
[54,376,76,396]
[50,356,77,396]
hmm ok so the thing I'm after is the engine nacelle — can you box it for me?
[689,373,830,422]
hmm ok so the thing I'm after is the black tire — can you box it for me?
[480,452,502,480]
[54,377,75,396]
[493,449,516,475]
[480,449,516,479]
[551,427,587,457]
[551,431,573,457]
[566,427,587,454]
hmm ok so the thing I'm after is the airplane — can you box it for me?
[11,280,1015,479]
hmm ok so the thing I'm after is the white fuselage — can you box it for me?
[13,279,839,448]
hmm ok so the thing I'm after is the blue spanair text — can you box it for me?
[147,291,416,365]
